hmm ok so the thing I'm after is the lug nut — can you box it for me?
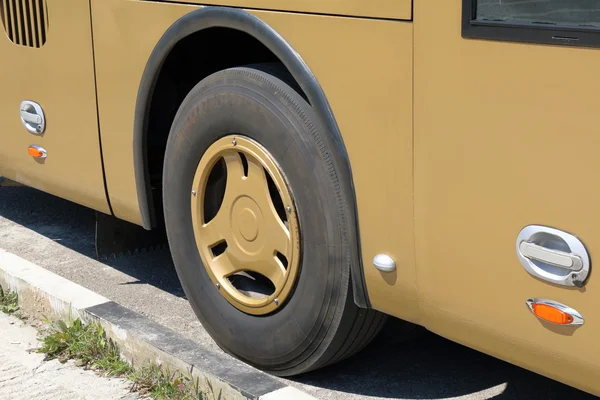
[191,190,196,196]
[232,138,237,146]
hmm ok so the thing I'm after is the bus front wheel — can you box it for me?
[162,66,386,376]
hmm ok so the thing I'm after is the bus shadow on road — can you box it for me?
[0,186,186,298]
[0,186,594,400]
[291,319,594,399]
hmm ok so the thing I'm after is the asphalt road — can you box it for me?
[0,186,596,400]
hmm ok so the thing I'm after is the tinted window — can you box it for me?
[476,0,600,28]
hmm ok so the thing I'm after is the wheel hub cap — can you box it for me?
[238,207,259,242]
[191,136,300,315]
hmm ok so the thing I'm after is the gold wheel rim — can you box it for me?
[191,135,300,315]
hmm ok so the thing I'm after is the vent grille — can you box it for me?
[0,0,48,48]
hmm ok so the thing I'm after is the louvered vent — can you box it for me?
[0,0,48,48]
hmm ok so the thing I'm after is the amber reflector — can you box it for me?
[532,303,574,325]
[28,146,44,158]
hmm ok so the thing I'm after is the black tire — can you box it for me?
[162,65,386,376]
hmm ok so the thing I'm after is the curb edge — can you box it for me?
[0,248,315,400]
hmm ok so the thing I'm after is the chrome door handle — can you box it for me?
[519,241,583,271]
[516,225,590,288]
[20,110,42,124]
[19,100,46,135]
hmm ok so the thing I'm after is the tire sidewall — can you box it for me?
[163,69,350,372]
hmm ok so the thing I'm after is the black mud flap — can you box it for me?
[0,177,22,187]
[95,212,167,259]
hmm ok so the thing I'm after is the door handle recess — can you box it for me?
[516,225,590,288]
[518,241,583,271]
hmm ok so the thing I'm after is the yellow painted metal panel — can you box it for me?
[147,0,412,20]
[14,0,22,45]
[28,0,36,47]
[414,0,600,396]
[1,2,9,40]
[90,1,192,224]
[35,0,44,45]
[0,0,109,213]
[21,1,30,46]
[7,0,17,42]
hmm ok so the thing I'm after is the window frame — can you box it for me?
[462,0,600,48]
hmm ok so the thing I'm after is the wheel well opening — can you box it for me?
[145,27,306,224]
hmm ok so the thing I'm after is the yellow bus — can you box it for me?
[1,0,599,395]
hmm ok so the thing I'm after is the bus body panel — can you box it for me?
[0,0,109,213]
[414,0,600,395]
[141,0,412,20]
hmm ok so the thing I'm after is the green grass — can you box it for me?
[0,286,21,317]
[37,318,132,375]
[37,318,217,400]
[0,284,218,399]
[128,363,212,400]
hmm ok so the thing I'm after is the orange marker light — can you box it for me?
[531,303,574,325]
[28,145,47,159]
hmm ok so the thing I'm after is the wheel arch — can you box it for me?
[133,6,371,308]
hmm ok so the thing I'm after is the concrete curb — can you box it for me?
[0,248,317,400]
